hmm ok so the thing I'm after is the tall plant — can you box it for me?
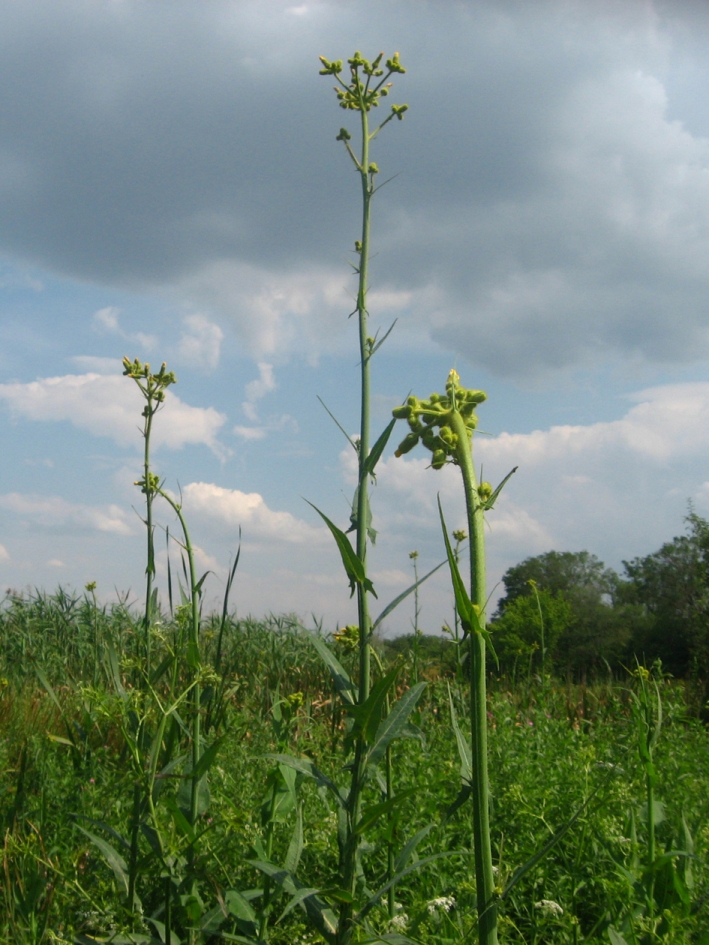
[392,369,516,945]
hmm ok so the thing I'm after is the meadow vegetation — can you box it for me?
[2,49,709,945]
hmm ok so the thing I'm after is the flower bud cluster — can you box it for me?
[122,357,177,406]
[319,50,408,121]
[392,370,486,470]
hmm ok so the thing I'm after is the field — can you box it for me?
[1,591,708,945]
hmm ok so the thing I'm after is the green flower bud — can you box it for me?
[391,104,409,119]
[392,404,411,420]
[478,482,493,502]
[368,162,379,175]
[395,432,420,457]
[336,127,352,141]
[431,449,447,470]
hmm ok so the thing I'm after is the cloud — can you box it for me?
[2,2,709,375]
[176,314,223,371]
[92,306,157,350]
[0,544,9,562]
[0,372,227,453]
[243,362,276,421]
[180,481,326,544]
[0,492,133,535]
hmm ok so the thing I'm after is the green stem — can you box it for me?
[450,410,498,945]
[339,105,374,945]
[143,406,155,678]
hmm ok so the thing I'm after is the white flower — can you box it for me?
[534,899,564,917]
[427,895,456,914]
[388,913,409,931]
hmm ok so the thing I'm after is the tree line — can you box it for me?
[491,511,709,688]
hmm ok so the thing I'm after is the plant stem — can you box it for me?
[143,405,155,678]
[339,104,374,945]
[449,409,498,945]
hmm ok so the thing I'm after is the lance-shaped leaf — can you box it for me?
[347,667,399,746]
[438,497,498,665]
[362,418,396,479]
[365,682,426,769]
[249,859,338,942]
[267,753,346,808]
[481,466,518,511]
[308,631,357,705]
[447,684,472,783]
[76,826,129,896]
[305,500,377,598]
[371,559,446,633]
[355,787,416,835]
[394,824,434,874]
[284,804,304,874]
[355,852,458,924]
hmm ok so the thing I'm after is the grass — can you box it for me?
[2,599,709,943]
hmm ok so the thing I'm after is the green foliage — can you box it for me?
[492,588,573,674]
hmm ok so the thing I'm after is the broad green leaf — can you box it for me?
[267,753,345,808]
[308,632,356,705]
[305,500,377,598]
[347,667,399,745]
[366,683,426,769]
[371,560,446,633]
[76,826,129,896]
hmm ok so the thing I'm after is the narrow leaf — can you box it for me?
[394,824,434,874]
[366,683,427,769]
[305,500,377,598]
[267,753,345,808]
[317,395,357,452]
[76,826,129,896]
[284,804,304,875]
[355,788,416,835]
[355,852,458,923]
[362,418,396,479]
[249,859,338,941]
[308,632,356,705]
[372,560,447,633]
[347,667,399,745]
[481,466,518,511]
[447,684,472,782]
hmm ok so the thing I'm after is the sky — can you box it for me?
[2,0,709,635]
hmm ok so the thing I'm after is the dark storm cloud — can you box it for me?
[1,0,709,375]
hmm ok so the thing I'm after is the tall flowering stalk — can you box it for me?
[393,369,516,945]
[316,51,408,941]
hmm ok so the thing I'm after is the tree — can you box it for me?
[620,512,709,680]
[494,551,635,678]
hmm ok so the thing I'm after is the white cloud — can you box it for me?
[243,362,276,421]
[0,544,9,562]
[0,373,227,453]
[181,481,327,544]
[233,425,267,440]
[0,493,134,535]
[92,306,157,350]
[177,314,223,371]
